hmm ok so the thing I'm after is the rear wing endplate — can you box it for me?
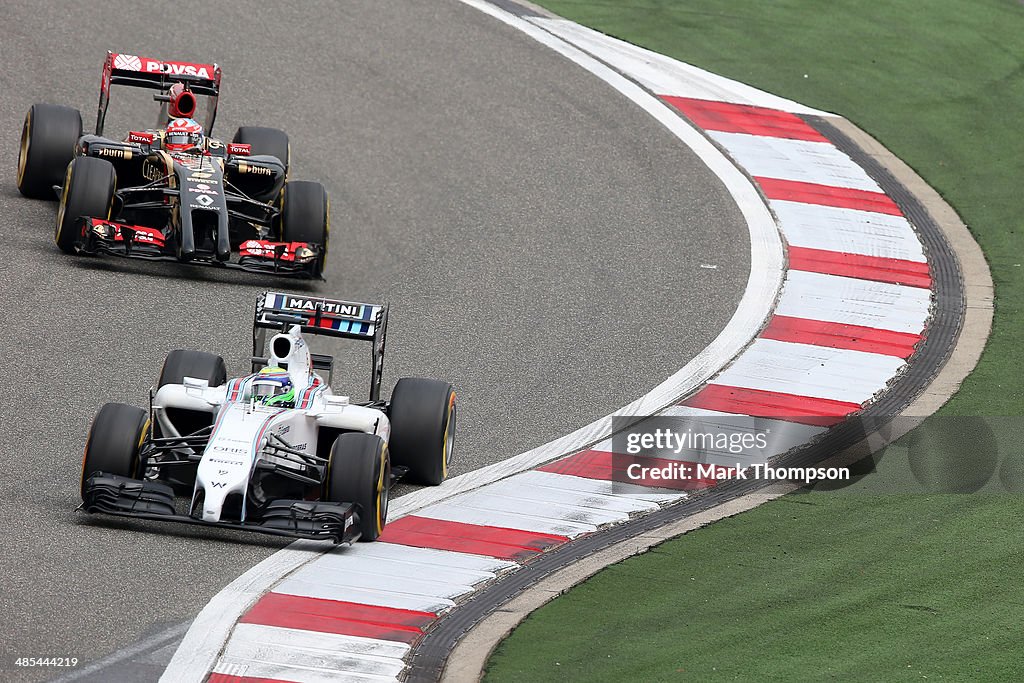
[253,291,389,401]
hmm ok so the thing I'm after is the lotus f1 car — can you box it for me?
[16,52,329,278]
[79,292,456,543]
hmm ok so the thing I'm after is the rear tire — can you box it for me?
[157,349,227,388]
[156,350,226,491]
[232,126,290,172]
[81,403,149,499]
[55,156,115,254]
[280,180,329,278]
[324,433,390,541]
[389,378,456,486]
[18,103,83,199]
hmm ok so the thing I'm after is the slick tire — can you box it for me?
[324,433,390,542]
[18,103,83,200]
[231,126,290,172]
[157,350,228,388]
[156,350,227,490]
[280,180,329,278]
[55,156,115,254]
[81,403,149,499]
[389,378,456,486]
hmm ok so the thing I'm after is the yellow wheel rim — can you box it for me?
[133,418,150,477]
[441,392,456,480]
[17,110,31,187]
[375,445,388,534]
[55,163,73,244]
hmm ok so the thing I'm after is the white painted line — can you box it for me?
[710,131,882,192]
[212,662,397,683]
[715,338,908,403]
[291,548,505,587]
[468,476,660,514]
[272,579,455,614]
[446,488,634,525]
[771,200,926,263]
[316,538,517,573]
[775,270,931,333]
[264,542,515,611]
[528,17,832,116]
[505,469,688,503]
[216,623,408,682]
[214,661,397,682]
[274,569,470,605]
[225,623,411,660]
[416,500,600,537]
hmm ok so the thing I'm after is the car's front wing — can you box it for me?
[81,473,360,543]
[74,218,323,279]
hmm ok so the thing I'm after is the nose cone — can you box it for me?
[201,483,229,522]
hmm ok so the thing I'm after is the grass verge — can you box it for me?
[484,1,1024,680]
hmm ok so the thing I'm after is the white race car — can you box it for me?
[80,291,456,543]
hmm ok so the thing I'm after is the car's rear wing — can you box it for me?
[253,291,389,401]
[97,51,223,136]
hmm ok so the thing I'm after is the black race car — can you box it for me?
[16,52,329,278]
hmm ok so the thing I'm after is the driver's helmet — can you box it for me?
[164,117,204,152]
[251,367,295,407]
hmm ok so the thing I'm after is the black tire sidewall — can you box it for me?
[325,433,389,541]
[157,349,228,388]
[231,126,290,170]
[389,378,455,486]
[155,350,225,492]
[55,156,115,253]
[19,103,82,200]
[81,403,148,498]
[280,180,329,277]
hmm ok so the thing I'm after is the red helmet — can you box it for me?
[165,118,204,152]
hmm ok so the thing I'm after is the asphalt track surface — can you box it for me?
[0,1,750,679]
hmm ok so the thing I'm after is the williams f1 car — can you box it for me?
[79,292,456,543]
[16,52,329,278]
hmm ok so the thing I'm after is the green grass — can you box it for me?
[486,494,1024,682]
[484,1,1024,680]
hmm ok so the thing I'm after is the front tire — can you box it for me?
[280,180,329,278]
[81,403,149,499]
[324,433,390,541]
[55,156,115,254]
[18,103,83,199]
[389,378,456,486]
